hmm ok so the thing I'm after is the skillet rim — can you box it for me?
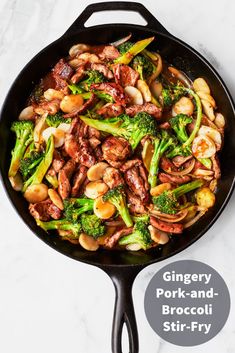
[0,23,235,269]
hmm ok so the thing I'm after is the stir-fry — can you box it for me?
[8,35,225,251]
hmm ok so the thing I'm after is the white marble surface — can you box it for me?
[0,0,235,352]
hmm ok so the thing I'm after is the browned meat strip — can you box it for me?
[94,146,104,161]
[70,64,86,83]
[160,156,178,173]
[97,103,124,118]
[102,136,131,168]
[29,199,52,221]
[172,155,193,168]
[126,190,146,214]
[79,138,96,167]
[64,134,80,162]
[126,103,162,119]
[103,167,124,189]
[91,83,127,105]
[53,59,74,80]
[158,172,191,184]
[48,203,62,219]
[120,159,142,172]
[91,63,113,79]
[105,227,133,248]
[70,117,88,138]
[150,216,183,234]
[89,137,101,149]
[211,155,221,179]
[159,122,171,129]
[35,99,60,115]
[64,93,97,118]
[99,45,120,60]
[88,126,101,139]
[52,59,73,92]
[52,150,65,173]
[124,160,149,203]
[58,159,76,199]
[71,165,88,197]
[112,64,139,87]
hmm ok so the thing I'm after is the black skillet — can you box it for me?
[0,2,235,352]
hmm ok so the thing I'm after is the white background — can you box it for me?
[0,0,235,352]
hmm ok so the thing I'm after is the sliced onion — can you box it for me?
[105,220,125,227]
[147,53,163,84]
[162,159,195,176]
[184,209,207,228]
[168,66,193,88]
[110,33,132,47]
[149,209,188,223]
[193,168,214,177]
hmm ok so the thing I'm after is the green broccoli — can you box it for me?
[20,150,44,180]
[36,219,82,239]
[118,218,152,250]
[45,174,59,189]
[132,55,154,80]
[80,214,106,238]
[94,91,114,103]
[115,37,155,64]
[103,185,133,227]
[153,179,204,214]
[160,86,185,107]
[148,130,177,188]
[8,120,34,178]
[68,83,84,95]
[63,198,94,223]
[46,113,71,127]
[22,135,54,192]
[165,86,202,158]
[169,114,193,143]
[118,41,134,55]
[80,112,157,150]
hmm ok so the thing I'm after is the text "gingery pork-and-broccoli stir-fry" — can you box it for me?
[8,35,224,252]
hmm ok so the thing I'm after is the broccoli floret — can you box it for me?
[68,83,84,95]
[115,37,154,65]
[161,86,185,107]
[80,214,106,238]
[153,179,204,214]
[8,120,34,178]
[81,70,106,91]
[46,113,71,127]
[94,91,114,102]
[148,130,177,188]
[64,198,94,223]
[80,112,157,150]
[165,86,202,158]
[132,55,154,80]
[118,219,152,250]
[169,114,193,143]
[118,41,134,55]
[22,135,54,192]
[36,219,82,239]
[103,185,133,227]
[20,150,44,180]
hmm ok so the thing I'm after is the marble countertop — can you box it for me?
[0,0,235,352]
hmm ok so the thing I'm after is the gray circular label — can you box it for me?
[144,260,230,346]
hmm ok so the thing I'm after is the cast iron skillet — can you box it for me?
[1,2,235,352]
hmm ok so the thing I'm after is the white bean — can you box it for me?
[193,78,210,94]
[172,97,194,116]
[48,189,64,210]
[137,80,152,102]
[148,225,169,244]
[18,106,34,120]
[87,162,109,181]
[124,86,143,105]
[44,89,64,101]
[60,95,84,113]
[93,196,116,219]
[84,181,109,199]
[79,233,99,251]
[24,183,48,203]
[69,44,91,57]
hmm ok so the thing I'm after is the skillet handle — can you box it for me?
[104,267,141,353]
[64,1,170,36]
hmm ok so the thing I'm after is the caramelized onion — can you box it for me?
[184,208,207,228]
[162,158,195,176]
[111,33,132,47]
[168,66,193,88]
[149,209,188,223]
